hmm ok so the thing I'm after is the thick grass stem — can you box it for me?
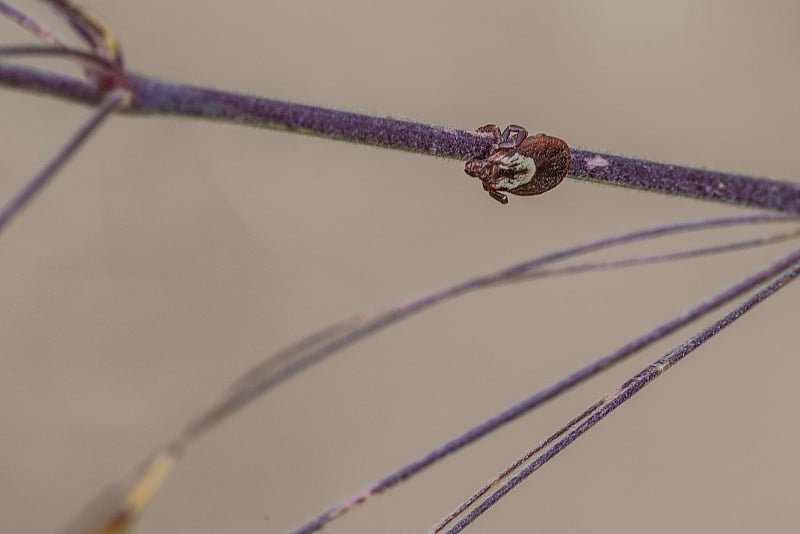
[2,62,800,213]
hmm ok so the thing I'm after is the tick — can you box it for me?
[464,124,571,204]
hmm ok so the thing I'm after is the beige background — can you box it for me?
[2,1,800,532]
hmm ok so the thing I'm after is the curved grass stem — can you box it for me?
[435,248,800,533]
[62,214,800,534]
[293,236,800,534]
[0,45,119,71]
[0,1,66,46]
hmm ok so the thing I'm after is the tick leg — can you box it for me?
[497,124,528,149]
[479,179,508,204]
[485,188,509,204]
[476,124,502,143]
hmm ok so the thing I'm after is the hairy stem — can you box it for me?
[2,62,799,212]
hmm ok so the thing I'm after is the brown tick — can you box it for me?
[464,124,571,204]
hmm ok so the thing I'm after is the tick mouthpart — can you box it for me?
[464,159,492,178]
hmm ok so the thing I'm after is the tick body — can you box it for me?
[464,124,571,204]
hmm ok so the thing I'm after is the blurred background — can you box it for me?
[2,1,800,532]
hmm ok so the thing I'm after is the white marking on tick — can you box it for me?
[494,152,537,190]
[584,155,610,170]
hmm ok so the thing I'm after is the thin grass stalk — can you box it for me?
[437,250,800,533]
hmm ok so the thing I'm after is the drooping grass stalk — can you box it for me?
[62,215,800,534]
[513,228,800,280]
[0,45,120,71]
[181,216,799,446]
[292,236,800,534]
[0,0,65,46]
[434,248,800,533]
[44,0,122,61]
